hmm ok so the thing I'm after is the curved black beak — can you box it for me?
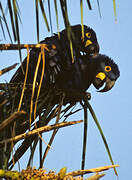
[97,77,115,92]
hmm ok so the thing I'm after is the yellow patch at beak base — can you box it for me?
[96,72,106,80]
[85,40,92,47]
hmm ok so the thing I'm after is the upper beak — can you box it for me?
[85,40,92,47]
[97,77,115,92]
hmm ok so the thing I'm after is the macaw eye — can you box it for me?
[105,66,111,72]
[85,32,91,38]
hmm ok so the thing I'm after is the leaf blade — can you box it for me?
[8,0,17,41]
[0,2,13,42]
[35,0,39,42]
[113,0,117,22]
[83,98,118,176]
[39,0,50,31]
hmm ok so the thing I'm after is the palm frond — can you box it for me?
[86,0,92,10]
[48,0,53,34]
[12,0,20,43]
[97,0,102,18]
[7,0,17,41]
[0,2,13,42]
[81,102,88,172]
[83,97,118,176]
[113,0,117,22]
[39,0,50,32]
[80,0,84,40]
[54,0,60,37]
[35,0,39,42]
[0,2,119,178]
[0,17,6,40]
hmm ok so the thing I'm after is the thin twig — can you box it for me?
[0,120,83,144]
[81,102,88,172]
[0,99,8,108]
[33,46,45,120]
[29,51,41,126]
[0,63,18,76]
[0,111,26,131]
[83,97,118,176]
[0,44,49,50]
[17,47,30,111]
[40,93,65,167]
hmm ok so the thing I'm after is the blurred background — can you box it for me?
[0,1,131,179]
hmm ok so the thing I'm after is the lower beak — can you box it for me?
[97,77,115,92]
[86,42,100,57]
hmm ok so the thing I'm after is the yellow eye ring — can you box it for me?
[85,32,91,38]
[105,66,111,72]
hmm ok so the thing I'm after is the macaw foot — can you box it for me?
[84,92,91,100]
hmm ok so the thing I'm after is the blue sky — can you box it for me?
[0,1,131,179]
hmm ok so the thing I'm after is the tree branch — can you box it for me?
[0,120,83,144]
[0,44,49,50]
